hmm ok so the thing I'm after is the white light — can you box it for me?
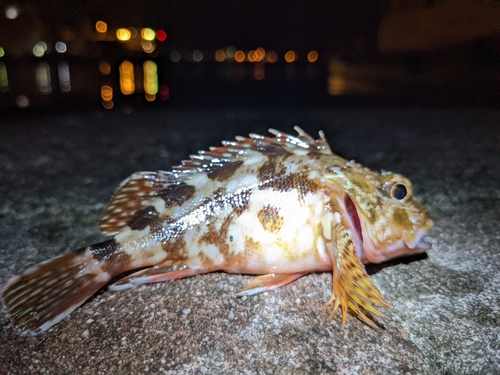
[58,61,71,92]
[16,95,29,108]
[5,6,19,20]
[33,41,47,57]
[170,50,181,63]
[55,42,67,53]
[193,50,203,62]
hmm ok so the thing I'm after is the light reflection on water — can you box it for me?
[0,55,497,113]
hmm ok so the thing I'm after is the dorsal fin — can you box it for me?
[99,171,176,234]
[99,127,331,234]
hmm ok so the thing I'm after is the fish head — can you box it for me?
[324,162,434,264]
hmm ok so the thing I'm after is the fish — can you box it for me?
[1,127,433,335]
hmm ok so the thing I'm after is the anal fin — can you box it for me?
[235,273,303,296]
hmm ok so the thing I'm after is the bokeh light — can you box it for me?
[143,60,158,97]
[116,28,131,41]
[101,85,113,101]
[193,50,203,62]
[5,6,19,20]
[119,60,135,95]
[141,28,155,41]
[95,21,107,33]
[99,61,111,75]
[35,62,51,94]
[248,50,256,63]
[307,50,318,63]
[234,50,245,63]
[266,51,277,63]
[159,84,170,101]
[0,47,5,58]
[55,42,67,53]
[33,42,47,57]
[284,50,296,63]
[156,29,167,42]
[170,50,181,62]
[0,63,8,92]
[254,47,265,62]
[58,61,71,92]
[215,50,226,62]
[141,41,156,53]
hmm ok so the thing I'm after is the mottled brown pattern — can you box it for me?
[257,205,284,233]
[259,173,320,200]
[257,156,287,183]
[156,183,195,208]
[128,206,161,231]
[207,161,243,181]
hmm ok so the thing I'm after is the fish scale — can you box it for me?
[1,126,433,335]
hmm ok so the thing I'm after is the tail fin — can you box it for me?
[1,240,119,335]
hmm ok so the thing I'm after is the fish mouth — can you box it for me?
[343,194,432,264]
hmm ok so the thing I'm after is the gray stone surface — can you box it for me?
[0,108,498,374]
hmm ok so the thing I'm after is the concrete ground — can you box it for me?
[0,107,498,374]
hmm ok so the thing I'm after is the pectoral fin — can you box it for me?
[324,223,391,328]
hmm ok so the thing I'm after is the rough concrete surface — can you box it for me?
[0,108,498,374]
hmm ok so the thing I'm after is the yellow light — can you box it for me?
[215,50,225,62]
[0,62,8,92]
[96,21,108,33]
[307,50,318,63]
[284,50,296,63]
[141,28,156,41]
[119,60,135,95]
[266,51,277,63]
[116,28,131,41]
[145,94,156,102]
[101,85,113,101]
[234,50,245,63]
[0,47,4,58]
[143,60,158,96]
[99,61,111,75]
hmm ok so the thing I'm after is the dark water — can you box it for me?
[0,53,498,117]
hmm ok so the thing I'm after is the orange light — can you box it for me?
[253,63,265,80]
[141,28,155,41]
[254,47,265,62]
[101,85,113,101]
[284,50,296,63]
[119,60,135,95]
[266,51,277,63]
[99,61,111,75]
[102,100,114,109]
[234,50,245,63]
[307,50,318,63]
[141,41,156,54]
[95,21,107,33]
[215,50,225,62]
[248,50,256,63]
[145,94,156,102]
[116,28,131,41]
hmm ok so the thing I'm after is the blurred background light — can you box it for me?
[58,61,71,92]
[95,21,108,33]
[5,5,19,19]
[0,47,5,58]
[156,29,167,42]
[33,42,47,57]
[99,61,111,75]
[141,28,156,41]
[159,84,170,101]
[254,47,265,62]
[15,94,29,108]
[116,28,131,41]
[170,50,181,62]
[119,60,135,95]
[266,51,277,63]
[143,60,158,96]
[226,46,236,60]
[35,62,52,94]
[248,50,256,63]
[141,41,156,53]
[0,63,8,92]
[307,50,318,63]
[284,50,296,63]
[215,50,225,62]
[234,50,245,63]
[193,50,203,62]
[101,85,113,101]
[55,42,67,53]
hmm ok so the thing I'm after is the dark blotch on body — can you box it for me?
[258,205,284,233]
[207,161,243,181]
[156,183,195,208]
[128,205,160,231]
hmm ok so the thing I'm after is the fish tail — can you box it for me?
[1,240,122,335]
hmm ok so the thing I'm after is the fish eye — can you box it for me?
[390,183,408,201]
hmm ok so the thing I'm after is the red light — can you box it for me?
[156,29,167,42]
[159,84,170,101]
